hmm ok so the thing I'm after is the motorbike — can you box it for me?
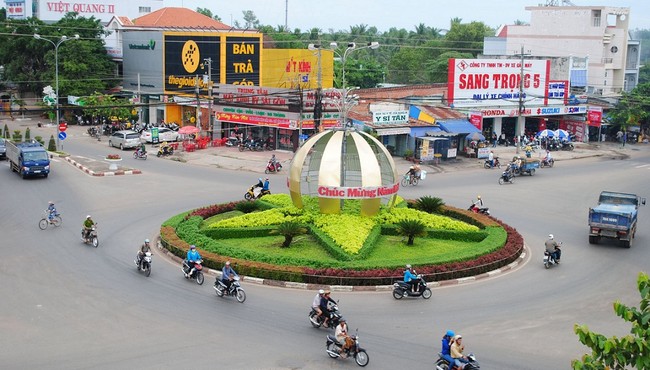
[309,302,343,329]
[182,259,204,285]
[560,141,574,151]
[265,161,282,174]
[134,251,152,277]
[468,199,490,215]
[133,149,148,160]
[244,186,271,201]
[435,352,481,370]
[498,169,515,185]
[157,146,174,157]
[325,329,370,367]
[225,137,239,147]
[213,276,246,303]
[483,157,500,169]
[543,243,562,269]
[392,274,432,299]
[81,224,99,248]
[540,157,555,168]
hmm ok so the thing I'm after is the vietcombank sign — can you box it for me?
[129,40,156,50]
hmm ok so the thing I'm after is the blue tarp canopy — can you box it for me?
[438,120,481,134]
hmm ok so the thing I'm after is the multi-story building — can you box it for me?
[484,4,639,96]
[3,0,162,23]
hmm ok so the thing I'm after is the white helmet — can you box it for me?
[318,289,325,294]
[548,234,554,239]
[406,264,412,269]
[144,239,150,243]
[86,215,91,219]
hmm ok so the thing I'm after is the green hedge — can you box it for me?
[203,226,276,239]
[381,225,488,242]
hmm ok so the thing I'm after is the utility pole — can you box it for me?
[195,74,201,128]
[203,58,213,139]
[514,45,531,154]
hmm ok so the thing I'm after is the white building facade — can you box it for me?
[3,0,162,23]
[484,5,639,97]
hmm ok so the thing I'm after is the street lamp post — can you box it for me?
[34,33,80,150]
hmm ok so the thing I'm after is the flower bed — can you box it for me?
[158,195,524,285]
[105,154,121,160]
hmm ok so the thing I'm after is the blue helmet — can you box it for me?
[446,330,455,337]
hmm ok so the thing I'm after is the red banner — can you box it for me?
[469,113,482,130]
[587,108,603,127]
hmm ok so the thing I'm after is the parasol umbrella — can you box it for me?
[536,129,555,138]
[178,125,200,135]
[554,129,570,140]
[465,132,485,141]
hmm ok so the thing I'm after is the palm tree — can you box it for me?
[414,196,445,214]
[396,219,427,246]
[271,221,307,248]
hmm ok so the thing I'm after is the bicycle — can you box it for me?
[39,210,62,230]
[401,173,419,187]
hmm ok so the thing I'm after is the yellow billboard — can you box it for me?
[261,49,334,89]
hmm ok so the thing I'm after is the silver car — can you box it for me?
[108,130,141,150]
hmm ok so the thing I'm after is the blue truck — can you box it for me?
[588,191,646,248]
[6,140,51,178]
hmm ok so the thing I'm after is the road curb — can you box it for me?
[64,156,142,176]
[155,237,530,292]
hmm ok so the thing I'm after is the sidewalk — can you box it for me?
[1,116,632,177]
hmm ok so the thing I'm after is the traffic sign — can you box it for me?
[58,123,68,132]
[58,132,67,141]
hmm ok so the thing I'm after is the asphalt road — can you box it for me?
[1,121,649,369]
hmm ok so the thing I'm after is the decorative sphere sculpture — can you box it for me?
[288,128,400,216]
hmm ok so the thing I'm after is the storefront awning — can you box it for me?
[438,120,481,134]
[419,136,449,141]
[375,127,411,136]
[424,131,456,137]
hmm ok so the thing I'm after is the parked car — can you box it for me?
[140,128,179,143]
[0,138,6,159]
[108,130,141,150]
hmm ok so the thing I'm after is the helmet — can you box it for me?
[339,317,346,322]
[190,245,196,249]
[258,178,263,182]
[406,264,412,269]
[454,334,462,340]
[409,165,414,169]
[548,234,554,239]
[324,289,331,295]
[318,289,325,295]
[144,239,150,243]
[86,215,91,219]
[446,330,455,337]
[48,201,54,205]
[265,178,269,181]
[225,261,231,266]
[477,195,481,199]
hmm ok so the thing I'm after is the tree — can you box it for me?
[639,65,650,85]
[396,219,427,246]
[572,272,650,369]
[271,221,307,248]
[607,83,650,131]
[425,50,474,83]
[196,7,221,21]
[443,21,494,57]
[413,196,445,214]
[241,10,260,29]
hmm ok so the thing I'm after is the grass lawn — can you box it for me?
[212,235,336,261]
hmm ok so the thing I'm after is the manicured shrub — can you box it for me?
[47,135,56,151]
[236,201,259,213]
[12,130,22,142]
[395,219,427,245]
[24,127,31,141]
[34,136,44,145]
[2,124,8,138]
[414,196,445,214]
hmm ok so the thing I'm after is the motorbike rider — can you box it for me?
[268,154,278,171]
[160,140,170,155]
[450,335,470,369]
[335,317,352,357]
[545,234,561,262]
[136,239,151,266]
[319,290,337,328]
[47,201,57,222]
[441,330,456,367]
[312,289,326,323]
[404,264,421,293]
[184,245,202,277]
[261,178,271,195]
[137,141,147,156]
[82,215,95,241]
[488,150,494,168]
[543,149,553,164]
[221,261,239,292]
